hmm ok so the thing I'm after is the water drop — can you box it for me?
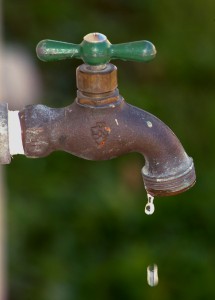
[145,194,155,215]
[147,264,159,287]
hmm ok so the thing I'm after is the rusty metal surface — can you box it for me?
[0,103,11,164]
[19,97,196,196]
[76,63,117,94]
[18,62,196,196]
[77,89,121,108]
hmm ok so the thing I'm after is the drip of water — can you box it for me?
[145,194,155,215]
[147,264,159,287]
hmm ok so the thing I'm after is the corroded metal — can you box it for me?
[0,103,11,164]
[19,62,196,196]
[76,64,117,94]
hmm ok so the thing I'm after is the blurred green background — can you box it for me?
[3,0,215,299]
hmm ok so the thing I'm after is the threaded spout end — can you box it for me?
[142,159,196,197]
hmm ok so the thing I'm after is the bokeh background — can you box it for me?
[2,0,215,299]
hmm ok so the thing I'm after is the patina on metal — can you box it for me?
[2,33,196,196]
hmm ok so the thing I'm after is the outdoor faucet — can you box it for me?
[0,33,196,197]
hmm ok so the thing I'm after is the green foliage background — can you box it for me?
[4,0,215,299]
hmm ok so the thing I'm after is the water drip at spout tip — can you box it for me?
[145,194,155,215]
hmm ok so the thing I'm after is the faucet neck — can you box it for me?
[76,63,123,108]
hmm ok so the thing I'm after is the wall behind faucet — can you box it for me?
[4,0,215,300]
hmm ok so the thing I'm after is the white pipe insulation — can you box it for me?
[8,111,24,155]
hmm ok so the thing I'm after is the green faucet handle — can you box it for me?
[36,32,156,66]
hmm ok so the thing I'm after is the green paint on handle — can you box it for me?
[36,33,156,65]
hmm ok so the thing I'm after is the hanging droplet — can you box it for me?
[147,264,159,287]
[145,194,155,215]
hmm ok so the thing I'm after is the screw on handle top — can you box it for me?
[36,32,156,66]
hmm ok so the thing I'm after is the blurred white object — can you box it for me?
[1,45,42,109]
[8,110,24,155]
[147,264,159,287]
[0,2,43,297]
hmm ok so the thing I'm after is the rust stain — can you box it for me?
[91,122,111,148]
[104,126,111,133]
